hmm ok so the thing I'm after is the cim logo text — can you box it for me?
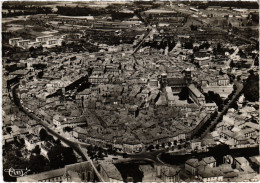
[4,167,30,177]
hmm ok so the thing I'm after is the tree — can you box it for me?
[217,43,222,52]
[45,134,54,143]
[64,127,72,132]
[168,142,172,147]
[39,129,48,141]
[243,73,259,102]
[162,143,165,148]
[122,153,128,158]
[174,140,177,145]
[28,155,47,174]
[15,149,23,157]
[190,24,197,31]
[156,144,160,149]
[178,87,189,100]
[147,145,154,151]
[32,145,41,155]
[184,41,193,49]
[29,46,35,53]
[6,127,12,134]
[62,147,77,165]
[55,139,61,145]
[20,138,25,146]
[230,101,238,110]
[3,152,28,182]
[38,45,43,51]
[47,145,64,169]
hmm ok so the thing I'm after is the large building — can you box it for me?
[188,84,206,105]
[17,162,95,182]
[99,161,123,182]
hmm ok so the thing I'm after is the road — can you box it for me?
[200,81,244,139]
[11,83,169,164]
[10,83,105,182]
[10,78,246,169]
[132,28,152,54]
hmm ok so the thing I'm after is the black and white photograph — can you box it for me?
[2,0,259,182]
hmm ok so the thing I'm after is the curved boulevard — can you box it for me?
[10,78,258,176]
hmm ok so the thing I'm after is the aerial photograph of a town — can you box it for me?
[1,0,259,182]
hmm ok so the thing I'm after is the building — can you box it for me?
[17,40,31,48]
[190,140,202,151]
[234,157,250,170]
[167,78,186,93]
[202,156,217,168]
[45,39,62,48]
[17,168,65,182]
[72,127,88,141]
[63,162,94,182]
[198,168,223,182]
[123,142,143,153]
[99,161,123,182]
[185,158,200,175]
[157,166,181,182]
[9,37,23,46]
[149,79,159,87]
[17,161,95,182]
[53,114,66,128]
[165,86,175,106]
[36,35,57,43]
[188,84,205,105]
[24,134,41,151]
[202,103,217,111]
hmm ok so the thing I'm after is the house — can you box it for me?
[36,35,57,43]
[202,156,217,168]
[28,41,42,48]
[53,114,66,128]
[218,75,230,86]
[159,166,181,182]
[9,37,23,46]
[234,157,249,170]
[191,140,202,151]
[123,141,143,153]
[45,39,62,48]
[185,158,200,175]
[3,134,15,145]
[202,103,217,111]
[61,116,86,128]
[140,165,163,182]
[17,40,31,48]
[24,134,41,151]
[72,127,88,141]
[99,161,123,182]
